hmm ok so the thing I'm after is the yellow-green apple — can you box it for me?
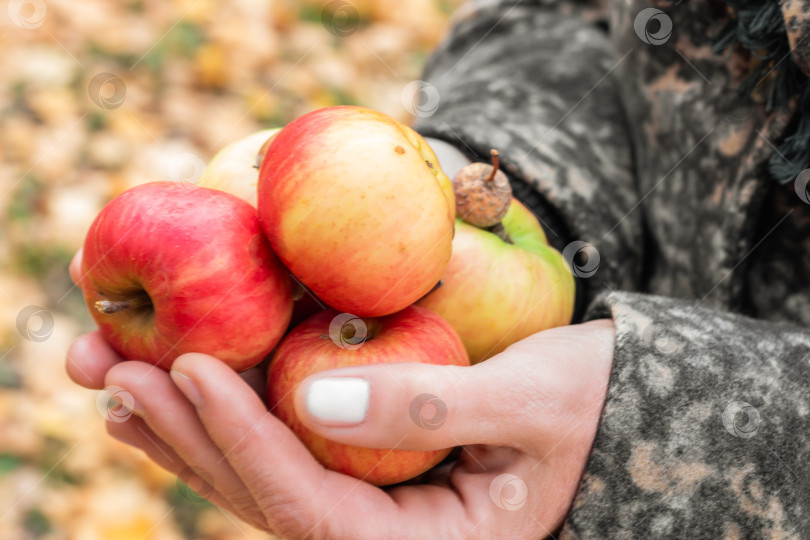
[418,198,575,364]
[78,182,293,371]
[257,106,455,317]
[267,306,469,486]
[198,128,280,207]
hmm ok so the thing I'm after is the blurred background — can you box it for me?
[0,0,462,537]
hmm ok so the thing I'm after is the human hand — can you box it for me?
[69,247,615,538]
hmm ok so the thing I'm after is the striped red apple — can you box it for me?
[77,182,293,371]
[267,306,469,486]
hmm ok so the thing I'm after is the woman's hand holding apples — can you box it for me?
[69,247,614,539]
[67,108,610,538]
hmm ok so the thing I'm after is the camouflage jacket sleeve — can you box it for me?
[413,0,641,310]
[560,291,810,538]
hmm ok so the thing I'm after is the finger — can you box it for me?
[292,320,615,452]
[105,416,233,512]
[104,361,266,523]
[293,361,510,450]
[69,248,83,285]
[171,353,535,539]
[66,331,123,389]
[170,353,379,538]
[105,416,271,530]
[106,414,181,470]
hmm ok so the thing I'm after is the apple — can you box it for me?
[198,128,280,207]
[198,127,323,328]
[78,182,293,371]
[267,305,469,486]
[257,106,455,317]
[418,198,575,364]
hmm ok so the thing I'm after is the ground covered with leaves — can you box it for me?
[0,1,461,537]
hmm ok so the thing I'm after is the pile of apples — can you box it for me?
[78,106,574,486]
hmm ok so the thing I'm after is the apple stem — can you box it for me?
[482,148,512,242]
[485,149,500,183]
[488,223,513,244]
[94,298,150,314]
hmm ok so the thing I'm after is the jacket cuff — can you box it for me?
[561,291,810,538]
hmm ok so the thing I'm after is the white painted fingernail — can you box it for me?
[306,377,370,425]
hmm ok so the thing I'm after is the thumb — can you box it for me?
[292,359,533,452]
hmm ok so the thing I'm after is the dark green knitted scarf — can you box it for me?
[713,0,810,184]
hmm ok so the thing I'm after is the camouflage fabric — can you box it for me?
[415,0,810,537]
[782,0,810,78]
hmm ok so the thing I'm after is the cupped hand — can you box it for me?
[67,249,615,539]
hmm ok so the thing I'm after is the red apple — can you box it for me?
[198,128,281,207]
[78,182,293,371]
[418,198,575,364]
[199,128,325,333]
[257,106,455,317]
[267,306,469,486]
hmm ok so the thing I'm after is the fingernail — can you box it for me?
[171,370,204,408]
[106,387,145,418]
[306,377,370,425]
